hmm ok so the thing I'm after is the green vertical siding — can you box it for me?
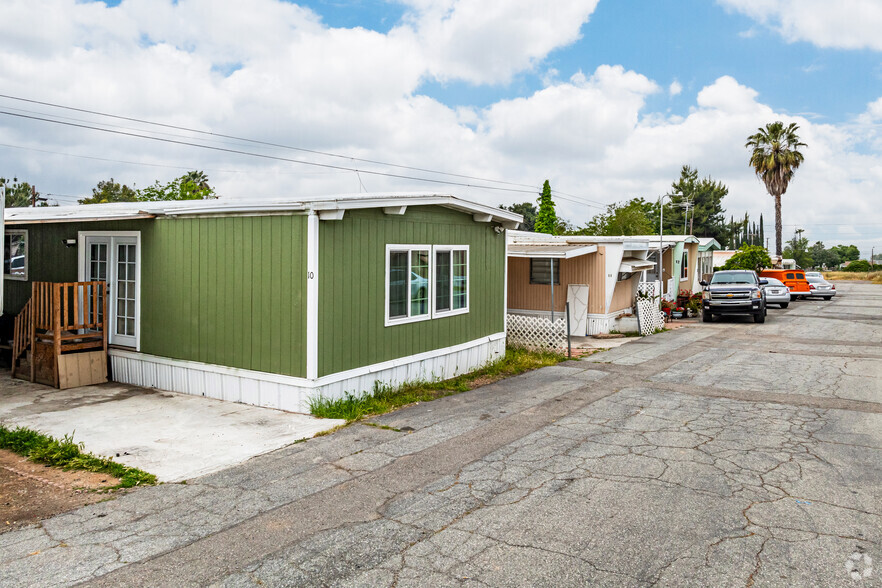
[317,206,506,378]
[4,215,308,378]
[140,215,308,377]
[2,220,146,315]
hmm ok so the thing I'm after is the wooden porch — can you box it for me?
[11,281,108,389]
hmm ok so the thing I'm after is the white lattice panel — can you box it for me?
[506,313,567,352]
[636,282,665,336]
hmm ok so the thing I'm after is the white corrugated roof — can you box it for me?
[4,192,522,227]
[507,243,598,259]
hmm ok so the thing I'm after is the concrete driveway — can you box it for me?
[1,281,880,587]
[0,377,345,482]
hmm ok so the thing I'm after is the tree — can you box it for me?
[809,241,839,269]
[722,244,772,273]
[783,229,812,268]
[534,180,558,235]
[668,165,728,239]
[830,244,860,263]
[746,121,806,256]
[79,178,140,204]
[501,202,537,232]
[576,197,658,236]
[140,173,216,201]
[1,177,37,207]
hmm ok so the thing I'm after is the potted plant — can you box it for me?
[671,306,686,319]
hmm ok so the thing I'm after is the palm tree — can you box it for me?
[184,170,210,191]
[745,121,806,257]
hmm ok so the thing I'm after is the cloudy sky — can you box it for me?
[1,0,881,256]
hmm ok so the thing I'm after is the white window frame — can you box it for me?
[385,244,432,327]
[385,244,471,327]
[4,229,28,281]
[77,231,142,350]
[432,245,470,319]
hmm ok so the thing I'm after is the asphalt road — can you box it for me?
[1,281,880,587]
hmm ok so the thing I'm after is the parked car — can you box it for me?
[759,269,811,299]
[806,275,836,300]
[761,277,791,308]
[804,271,823,279]
[700,270,767,323]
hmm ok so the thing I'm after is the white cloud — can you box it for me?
[395,0,600,84]
[718,0,882,50]
[0,0,880,256]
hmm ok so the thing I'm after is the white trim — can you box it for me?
[3,228,28,281]
[77,231,141,351]
[473,213,493,223]
[431,245,469,319]
[504,231,510,333]
[508,244,597,259]
[109,332,506,413]
[306,213,319,380]
[383,206,407,215]
[318,209,345,221]
[385,244,433,327]
[6,193,523,228]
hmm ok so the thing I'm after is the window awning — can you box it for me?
[507,244,598,259]
[619,257,656,272]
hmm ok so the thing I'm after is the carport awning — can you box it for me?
[508,244,598,259]
[619,257,656,272]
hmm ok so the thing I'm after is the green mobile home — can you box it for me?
[3,194,520,412]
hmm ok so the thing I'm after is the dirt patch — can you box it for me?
[0,449,121,533]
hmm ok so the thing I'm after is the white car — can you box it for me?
[806,275,836,299]
[762,277,791,308]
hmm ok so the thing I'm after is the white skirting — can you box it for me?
[109,333,507,414]
[587,309,633,335]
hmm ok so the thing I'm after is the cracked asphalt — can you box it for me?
[1,281,880,587]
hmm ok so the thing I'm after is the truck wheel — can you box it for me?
[754,310,765,323]
[702,309,713,323]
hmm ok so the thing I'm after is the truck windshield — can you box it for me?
[711,273,756,285]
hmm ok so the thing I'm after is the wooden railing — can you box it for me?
[10,298,32,378]
[12,281,108,387]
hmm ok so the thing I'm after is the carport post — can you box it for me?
[550,257,555,324]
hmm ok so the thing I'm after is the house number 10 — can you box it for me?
[307,271,315,279]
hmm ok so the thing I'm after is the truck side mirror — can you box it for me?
[699,280,708,287]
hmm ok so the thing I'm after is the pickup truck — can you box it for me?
[700,270,767,323]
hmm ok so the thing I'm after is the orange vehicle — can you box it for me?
[759,269,811,299]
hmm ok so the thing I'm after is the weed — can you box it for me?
[0,424,157,488]
[363,423,402,432]
[308,346,565,422]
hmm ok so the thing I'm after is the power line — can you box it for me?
[0,109,606,209]
[0,94,608,209]
[0,94,539,190]
[0,109,543,196]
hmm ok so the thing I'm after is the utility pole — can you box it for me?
[30,185,47,207]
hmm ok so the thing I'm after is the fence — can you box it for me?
[506,313,568,353]
[636,281,666,336]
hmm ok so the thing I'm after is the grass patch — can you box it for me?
[823,271,882,285]
[0,424,157,488]
[309,346,565,422]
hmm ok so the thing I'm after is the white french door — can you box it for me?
[81,233,140,348]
